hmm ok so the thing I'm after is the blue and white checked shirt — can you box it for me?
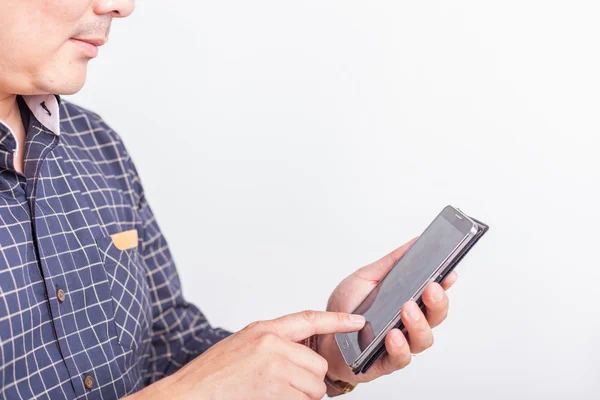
[0,95,231,399]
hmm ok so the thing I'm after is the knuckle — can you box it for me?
[302,310,319,324]
[257,332,279,349]
[249,320,274,336]
[436,294,449,310]
[336,312,349,324]
[245,320,262,331]
[317,357,329,377]
[415,319,430,334]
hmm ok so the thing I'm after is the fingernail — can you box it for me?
[350,314,366,325]
[392,331,404,346]
[405,303,421,322]
[433,286,444,302]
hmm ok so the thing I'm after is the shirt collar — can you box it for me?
[22,94,61,136]
[0,94,61,137]
[0,94,61,168]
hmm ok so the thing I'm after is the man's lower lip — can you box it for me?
[70,39,99,58]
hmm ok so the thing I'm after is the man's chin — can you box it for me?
[37,64,89,96]
[55,83,86,96]
[52,77,87,96]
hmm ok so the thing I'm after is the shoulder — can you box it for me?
[58,99,145,206]
[59,99,124,146]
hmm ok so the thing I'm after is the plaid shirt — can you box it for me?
[0,95,231,399]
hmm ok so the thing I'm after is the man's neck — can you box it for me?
[0,92,27,174]
[0,93,20,124]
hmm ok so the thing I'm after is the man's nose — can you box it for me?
[94,0,135,18]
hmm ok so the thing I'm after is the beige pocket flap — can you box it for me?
[110,229,138,251]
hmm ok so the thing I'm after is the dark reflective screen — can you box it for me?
[348,216,466,352]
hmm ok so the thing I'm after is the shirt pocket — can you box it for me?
[95,232,153,354]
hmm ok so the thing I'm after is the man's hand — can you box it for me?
[128,311,366,400]
[318,238,459,386]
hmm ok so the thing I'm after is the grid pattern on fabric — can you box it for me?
[0,99,231,400]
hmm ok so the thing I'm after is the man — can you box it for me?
[0,1,458,399]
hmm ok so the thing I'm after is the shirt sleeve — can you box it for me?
[109,125,233,385]
[136,192,232,384]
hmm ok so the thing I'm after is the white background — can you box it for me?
[70,1,600,398]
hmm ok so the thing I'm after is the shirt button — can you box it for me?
[56,289,66,303]
[84,375,94,390]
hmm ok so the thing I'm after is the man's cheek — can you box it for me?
[42,0,90,24]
